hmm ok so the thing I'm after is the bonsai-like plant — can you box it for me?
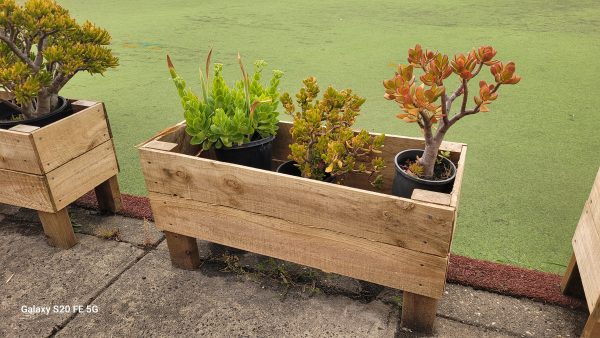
[0,0,119,118]
[167,50,283,150]
[281,77,385,186]
[384,45,520,178]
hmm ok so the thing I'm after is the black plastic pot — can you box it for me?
[214,135,275,170]
[0,96,72,129]
[392,149,457,198]
[276,160,335,183]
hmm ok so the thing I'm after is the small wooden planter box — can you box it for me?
[138,121,467,332]
[561,168,600,338]
[0,100,123,249]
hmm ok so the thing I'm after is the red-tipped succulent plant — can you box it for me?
[384,45,520,178]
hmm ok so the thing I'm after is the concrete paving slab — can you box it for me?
[396,317,515,338]
[438,284,587,337]
[57,246,398,337]
[0,219,145,337]
[69,208,163,247]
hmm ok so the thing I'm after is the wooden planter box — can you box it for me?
[561,167,600,338]
[0,100,123,249]
[138,121,467,332]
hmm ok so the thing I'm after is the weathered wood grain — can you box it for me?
[32,103,111,173]
[572,202,600,311]
[401,292,439,333]
[0,168,53,211]
[38,208,77,249]
[46,140,119,210]
[0,128,42,174]
[139,147,455,257]
[149,193,449,298]
[411,189,452,206]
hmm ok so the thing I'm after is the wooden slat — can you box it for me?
[411,189,452,206]
[0,168,53,211]
[450,145,468,208]
[149,193,448,298]
[0,128,42,174]
[582,306,599,338]
[32,103,111,173]
[587,168,600,236]
[9,124,40,133]
[572,201,600,311]
[139,148,455,257]
[94,175,123,213]
[560,253,585,298]
[46,140,119,210]
[144,140,178,152]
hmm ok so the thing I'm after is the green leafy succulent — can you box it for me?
[281,77,386,187]
[167,50,283,150]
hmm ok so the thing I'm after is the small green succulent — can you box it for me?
[167,50,283,150]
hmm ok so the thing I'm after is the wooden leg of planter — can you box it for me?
[401,291,438,333]
[94,175,123,213]
[164,231,201,270]
[38,208,77,249]
[561,253,585,298]
[582,307,599,338]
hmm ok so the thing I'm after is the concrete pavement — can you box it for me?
[0,204,589,337]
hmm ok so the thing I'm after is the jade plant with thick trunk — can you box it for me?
[384,45,520,178]
[0,0,118,119]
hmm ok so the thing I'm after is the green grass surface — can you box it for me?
[57,0,600,274]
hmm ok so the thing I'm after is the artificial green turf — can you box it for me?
[56,0,600,274]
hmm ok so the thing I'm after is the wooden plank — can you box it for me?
[144,140,178,152]
[149,193,449,298]
[582,306,599,338]
[587,168,600,237]
[450,145,468,208]
[94,175,123,213]
[0,128,42,174]
[411,189,452,206]
[0,168,53,212]
[401,292,438,333]
[560,253,585,298]
[38,208,77,249]
[32,103,111,173]
[139,148,455,257]
[164,231,202,269]
[572,202,600,311]
[46,140,119,211]
[9,124,40,133]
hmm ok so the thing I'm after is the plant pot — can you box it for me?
[214,135,275,170]
[0,96,73,129]
[392,149,457,198]
[276,160,335,183]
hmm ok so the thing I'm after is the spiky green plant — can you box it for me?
[167,50,283,150]
[281,77,386,186]
[0,0,118,118]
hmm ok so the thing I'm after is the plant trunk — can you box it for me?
[419,139,443,179]
[34,91,58,118]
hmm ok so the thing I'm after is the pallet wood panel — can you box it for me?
[411,189,452,206]
[572,201,600,311]
[149,192,449,298]
[140,147,455,257]
[32,102,111,173]
[46,140,119,211]
[0,129,41,174]
[0,168,54,211]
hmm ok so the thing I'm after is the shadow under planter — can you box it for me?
[0,99,123,249]
[137,120,467,334]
